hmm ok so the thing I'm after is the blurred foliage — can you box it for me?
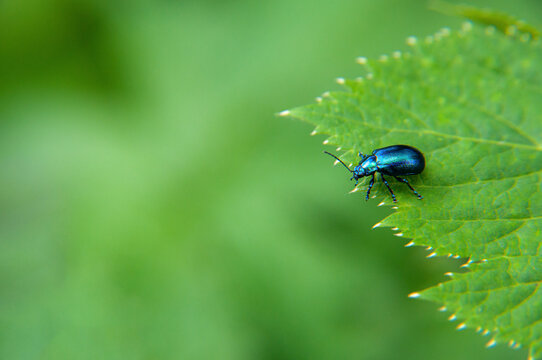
[0,0,541,359]
[430,0,540,38]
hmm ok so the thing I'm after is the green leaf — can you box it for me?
[285,23,542,359]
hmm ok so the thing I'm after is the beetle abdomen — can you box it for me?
[373,145,425,176]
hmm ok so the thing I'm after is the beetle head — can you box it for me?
[351,166,366,180]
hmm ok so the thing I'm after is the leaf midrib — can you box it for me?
[301,109,542,151]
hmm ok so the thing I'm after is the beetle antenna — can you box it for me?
[324,151,353,172]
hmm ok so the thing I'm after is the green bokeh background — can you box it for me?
[1,1,539,359]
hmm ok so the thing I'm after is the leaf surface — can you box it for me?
[286,23,542,358]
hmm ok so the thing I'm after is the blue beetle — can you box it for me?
[325,145,425,202]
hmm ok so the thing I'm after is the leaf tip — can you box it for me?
[406,36,418,46]
[461,21,473,32]
[356,56,368,65]
[506,25,518,37]
[408,292,421,298]
[439,27,451,37]
[444,272,454,277]
[460,261,471,268]
[278,110,291,117]
[448,314,457,321]
[427,252,437,258]
[404,241,415,247]
[393,232,404,237]
[486,339,497,348]
[372,222,382,229]
[456,323,466,330]
[438,306,447,312]
[335,77,345,85]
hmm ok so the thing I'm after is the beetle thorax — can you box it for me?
[353,155,377,178]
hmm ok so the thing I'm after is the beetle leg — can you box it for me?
[380,174,397,202]
[351,175,359,186]
[395,177,423,199]
[365,174,375,201]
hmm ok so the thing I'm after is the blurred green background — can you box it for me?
[1,0,539,359]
